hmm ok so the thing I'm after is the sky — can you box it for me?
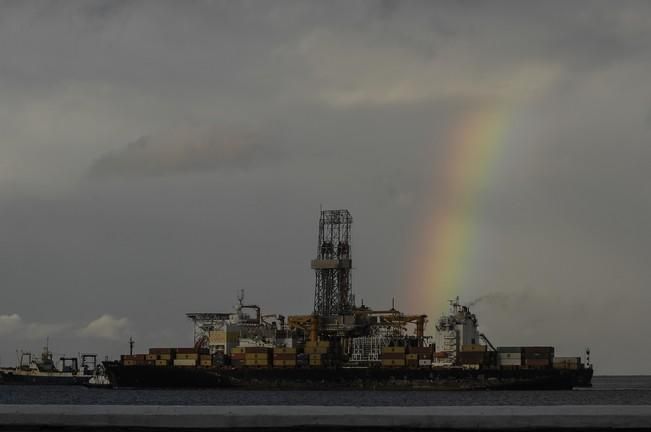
[1,0,651,374]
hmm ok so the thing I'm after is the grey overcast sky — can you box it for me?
[1,0,651,374]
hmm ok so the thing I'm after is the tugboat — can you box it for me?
[84,363,113,389]
[0,343,97,385]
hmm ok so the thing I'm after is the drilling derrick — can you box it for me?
[311,209,353,318]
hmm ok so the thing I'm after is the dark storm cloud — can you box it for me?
[89,128,279,177]
[2,0,651,373]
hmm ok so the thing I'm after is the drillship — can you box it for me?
[105,209,593,390]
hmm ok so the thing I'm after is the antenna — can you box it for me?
[129,336,134,356]
[237,289,245,306]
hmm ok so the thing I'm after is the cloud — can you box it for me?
[0,314,71,339]
[78,315,129,340]
[0,314,23,335]
[88,127,279,178]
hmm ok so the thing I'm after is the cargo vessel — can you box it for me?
[0,344,99,385]
[105,209,593,390]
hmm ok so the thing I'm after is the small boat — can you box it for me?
[84,364,113,389]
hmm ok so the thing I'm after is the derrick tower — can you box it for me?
[311,209,353,318]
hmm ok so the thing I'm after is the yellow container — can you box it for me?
[274,360,297,367]
[274,347,297,354]
[155,359,168,367]
[159,354,172,361]
[123,360,137,366]
[245,353,270,361]
[461,344,487,352]
[176,353,198,360]
[406,354,418,360]
[173,359,197,367]
[199,359,212,367]
[382,359,406,367]
[382,347,406,354]
[146,354,158,361]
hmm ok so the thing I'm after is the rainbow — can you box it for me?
[407,104,512,317]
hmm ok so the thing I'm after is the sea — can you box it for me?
[0,376,650,406]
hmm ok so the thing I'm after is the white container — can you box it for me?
[418,359,432,366]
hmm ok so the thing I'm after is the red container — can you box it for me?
[525,358,550,368]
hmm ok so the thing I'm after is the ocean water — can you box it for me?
[0,376,650,406]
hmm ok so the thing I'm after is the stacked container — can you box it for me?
[149,348,175,362]
[304,340,330,367]
[523,347,554,369]
[241,347,272,367]
[121,354,146,366]
[174,348,200,367]
[199,353,212,368]
[273,347,297,368]
[230,347,246,367]
[381,346,406,367]
[497,347,523,369]
[553,356,581,370]
[407,346,434,368]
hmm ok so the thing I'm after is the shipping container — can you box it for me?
[146,354,158,361]
[523,347,554,361]
[159,354,172,361]
[406,354,418,360]
[155,359,168,367]
[245,353,270,361]
[461,344,487,352]
[380,352,406,360]
[381,359,405,367]
[274,347,297,354]
[525,358,551,369]
[176,353,198,360]
[498,352,522,360]
[173,359,197,367]
[419,359,433,367]
[273,353,296,361]
[499,359,522,367]
[199,359,212,367]
[553,356,580,370]
[273,359,297,367]
[457,351,485,365]
[382,346,406,354]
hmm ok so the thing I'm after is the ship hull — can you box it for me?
[104,364,592,390]
[0,371,90,385]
